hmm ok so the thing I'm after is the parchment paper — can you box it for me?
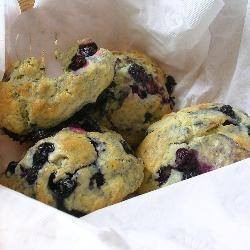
[0,0,250,249]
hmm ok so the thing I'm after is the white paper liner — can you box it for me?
[0,0,250,249]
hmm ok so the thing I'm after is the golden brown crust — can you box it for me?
[137,103,250,193]
[112,50,166,85]
[0,47,115,134]
[96,50,172,147]
[1,129,144,215]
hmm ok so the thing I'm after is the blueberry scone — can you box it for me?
[0,40,115,142]
[137,103,250,193]
[1,128,144,216]
[92,51,174,147]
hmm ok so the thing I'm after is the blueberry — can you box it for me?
[131,84,147,99]
[120,140,134,155]
[182,169,200,180]
[155,165,172,186]
[165,75,177,95]
[2,127,57,144]
[222,120,237,126]
[89,171,105,189]
[20,165,28,178]
[5,161,18,176]
[48,173,77,199]
[128,63,149,83]
[25,168,39,185]
[88,138,106,156]
[174,148,202,180]
[145,80,159,95]
[175,148,196,170]
[68,54,87,71]
[68,209,86,218]
[33,142,55,167]
[219,105,236,119]
[78,42,98,57]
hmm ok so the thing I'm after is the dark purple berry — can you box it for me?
[33,142,55,167]
[128,63,149,83]
[219,105,236,119]
[25,168,39,185]
[145,79,159,95]
[89,171,105,189]
[131,84,147,99]
[120,140,133,155]
[182,169,200,180]
[68,209,86,217]
[5,161,18,176]
[68,54,87,71]
[20,165,28,178]
[165,75,177,95]
[175,148,196,170]
[48,173,77,199]
[88,138,106,156]
[155,165,172,186]
[78,42,98,57]
[222,120,237,126]
[174,148,203,180]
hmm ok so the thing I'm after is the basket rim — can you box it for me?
[18,0,35,12]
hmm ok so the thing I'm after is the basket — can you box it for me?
[18,0,34,12]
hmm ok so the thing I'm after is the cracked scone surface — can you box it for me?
[1,128,144,216]
[137,103,250,193]
[94,51,172,147]
[0,40,115,135]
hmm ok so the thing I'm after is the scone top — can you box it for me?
[0,39,115,136]
[137,103,250,193]
[94,50,174,147]
[2,128,144,216]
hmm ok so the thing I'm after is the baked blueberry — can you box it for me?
[5,161,18,176]
[165,75,177,95]
[89,170,105,189]
[48,173,77,199]
[182,169,200,180]
[128,63,149,83]
[175,148,197,170]
[219,105,236,119]
[33,142,55,167]
[155,165,172,186]
[25,168,39,185]
[79,42,98,57]
[68,54,86,71]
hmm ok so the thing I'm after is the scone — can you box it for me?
[0,39,115,142]
[1,128,144,216]
[91,51,174,147]
[137,103,250,193]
